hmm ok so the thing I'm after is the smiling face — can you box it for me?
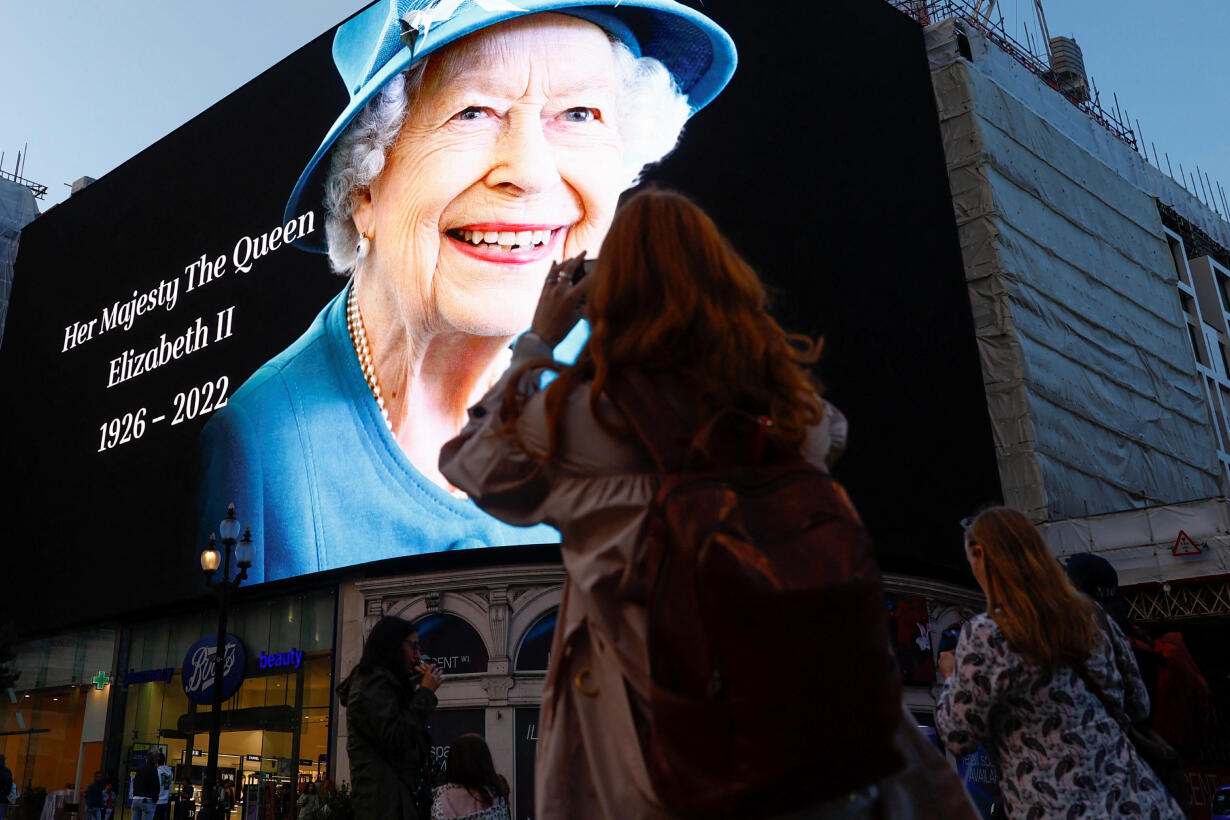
[353,14,627,338]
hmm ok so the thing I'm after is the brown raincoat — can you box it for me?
[441,334,974,819]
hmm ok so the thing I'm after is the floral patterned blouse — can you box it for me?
[936,613,1183,819]
[429,784,510,820]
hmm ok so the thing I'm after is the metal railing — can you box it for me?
[0,167,48,200]
[1125,577,1230,622]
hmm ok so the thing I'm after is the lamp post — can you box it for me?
[198,504,252,820]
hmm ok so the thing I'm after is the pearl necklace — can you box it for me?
[344,285,482,500]
[346,286,393,431]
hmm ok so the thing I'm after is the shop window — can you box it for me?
[0,686,87,794]
[299,654,334,710]
[118,589,337,816]
[514,610,557,673]
[411,614,488,674]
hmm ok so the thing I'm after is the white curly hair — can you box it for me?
[322,37,691,275]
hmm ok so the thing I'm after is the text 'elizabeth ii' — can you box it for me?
[106,308,234,388]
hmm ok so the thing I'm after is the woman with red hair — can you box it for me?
[441,188,855,816]
[443,188,983,818]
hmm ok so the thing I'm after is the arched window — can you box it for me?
[514,609,557,673]
[411,613,488,674]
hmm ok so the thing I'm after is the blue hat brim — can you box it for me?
[284,0,736,253]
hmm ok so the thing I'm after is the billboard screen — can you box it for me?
[0,0,1001,631]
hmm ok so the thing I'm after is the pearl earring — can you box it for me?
[357,232,371,259]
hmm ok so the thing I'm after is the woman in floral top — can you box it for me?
[935,508,1183,819]
[430,735,509,820]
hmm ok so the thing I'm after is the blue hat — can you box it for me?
[285,0,737,253]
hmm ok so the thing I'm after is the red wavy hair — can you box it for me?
[502,188,823,457]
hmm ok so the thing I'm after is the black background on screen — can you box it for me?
[0,0,999,633]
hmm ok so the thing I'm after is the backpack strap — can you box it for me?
[1073,607,1133,727]
[605,370,692,473]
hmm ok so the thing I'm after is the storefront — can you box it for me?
[115,587,335,819]
[0,628,116,807]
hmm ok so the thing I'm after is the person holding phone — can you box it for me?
[338,616,443,820]
[440,190,874,817]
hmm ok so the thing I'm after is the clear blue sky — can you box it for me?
[2,0,360,208]
[1041,0,1230,215]
[3,0,1228,214]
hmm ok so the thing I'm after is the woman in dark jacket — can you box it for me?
[338,616,443,820]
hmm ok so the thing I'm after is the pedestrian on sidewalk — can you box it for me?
[936,507,1183,818]
[85,771,106,820]
[0,755,12,820]
[130,751,161,820]
[338,616,443,820]
[154,753,173,820]
[172,778,194,820]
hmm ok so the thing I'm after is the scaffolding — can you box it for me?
[888,0,1230,223]
[890,0,1135,144]
[1,172,40,346]
[1126,577,1230,622]
[0,147,48,201]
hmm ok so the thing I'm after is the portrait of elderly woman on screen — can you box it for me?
[195,0,736,582]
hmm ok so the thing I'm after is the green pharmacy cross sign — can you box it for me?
[92,670,111,691]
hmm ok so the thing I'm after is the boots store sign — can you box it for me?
[181,634,247,705]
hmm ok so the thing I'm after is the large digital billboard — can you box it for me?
[1,0,1002,632]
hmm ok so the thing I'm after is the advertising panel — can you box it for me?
[1,0,1000,630]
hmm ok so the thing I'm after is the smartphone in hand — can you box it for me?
[571,258,597,284]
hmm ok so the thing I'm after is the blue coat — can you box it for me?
[196,285,558,583]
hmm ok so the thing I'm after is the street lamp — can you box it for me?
[197,503,252,820]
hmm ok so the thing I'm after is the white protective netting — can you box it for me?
[0,177,40,346]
